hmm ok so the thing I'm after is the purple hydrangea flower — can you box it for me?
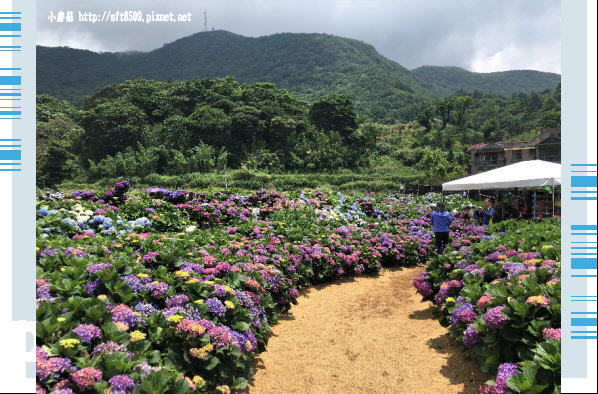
[485,306,510,330]
[180,261,204,274]
[494,363,519,394]
[165,294,190,308]
[213,285,227,297]
[121,275,144,293]
[109,375,135,394]
[206,297,227,318]
[435,287,451,305]
[84,279,102,295]
[145,281,169,298]
[73,324,102,343]
[85,263,113,275]
[133,302,157,318]
[36,346,48,361]
[208,325,234,348]
[111,304,136,328]
[162,306,185,319]
[134,362,151,376]
[71,367,103,391]
[417,281,433,297]
[463,325,483,348]
[91,341,127,359]
[450,303,477,328]
[543,328,561,340]
[184,306,203,321]
[143,252,160,263]
[39,248,60,258]
[36,357,72,380]
[36,279,51,300]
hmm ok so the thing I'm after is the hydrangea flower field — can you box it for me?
[36,181,560,393]
[414,217,561,393]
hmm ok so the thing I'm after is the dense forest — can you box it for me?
[411,66,561,98]
[37,31,560,124]
[36,74,561,189]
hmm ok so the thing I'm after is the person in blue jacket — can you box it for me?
[430,201,453,254]
[475,199,495,225]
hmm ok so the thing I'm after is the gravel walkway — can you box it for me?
[248,265,487,393]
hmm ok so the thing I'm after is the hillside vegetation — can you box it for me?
[36,74,560,190]
[411,66,560,97]
[37,31,560,124]
[37,31,433,124]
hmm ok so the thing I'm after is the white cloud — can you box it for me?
[35,0,561,74]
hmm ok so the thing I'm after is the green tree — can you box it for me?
[38,140,78,186]
[78,99,148,164]
[308,94,358,137]
[416,107,434,131]
[453,96,475,128]
[480,118,499,139]
[155,115,198,151]
[189,105,232,147]
[435,98,455,130]
[417,149,451,180]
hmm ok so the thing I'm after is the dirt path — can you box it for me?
[247,266,487,393]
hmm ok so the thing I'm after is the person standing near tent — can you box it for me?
[431,202,452,254]
[476,199,495,225]
[494,197,503,222]
[462,205,473,225]
[516,199,528,219]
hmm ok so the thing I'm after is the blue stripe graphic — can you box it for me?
[0,150,21,160]
[572,225,598,230]
[572,176,598,187]
[572,318,598,326]
[0,76,21,85]
[0,23,21,31]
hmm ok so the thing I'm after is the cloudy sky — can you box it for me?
[36,0,561,74]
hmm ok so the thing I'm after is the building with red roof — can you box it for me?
[469,126,560,173]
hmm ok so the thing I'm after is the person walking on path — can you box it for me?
[476,199,495,225]
[431,201,452,254]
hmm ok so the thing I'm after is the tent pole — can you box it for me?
[552,183,556,216]
[533,189,538,221]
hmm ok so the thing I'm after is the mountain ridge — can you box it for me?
[37,30,560,123]
[411,65,560,97]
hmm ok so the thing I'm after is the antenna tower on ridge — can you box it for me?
[204,12,207,32]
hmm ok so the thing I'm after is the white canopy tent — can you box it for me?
[442,160,561,191]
